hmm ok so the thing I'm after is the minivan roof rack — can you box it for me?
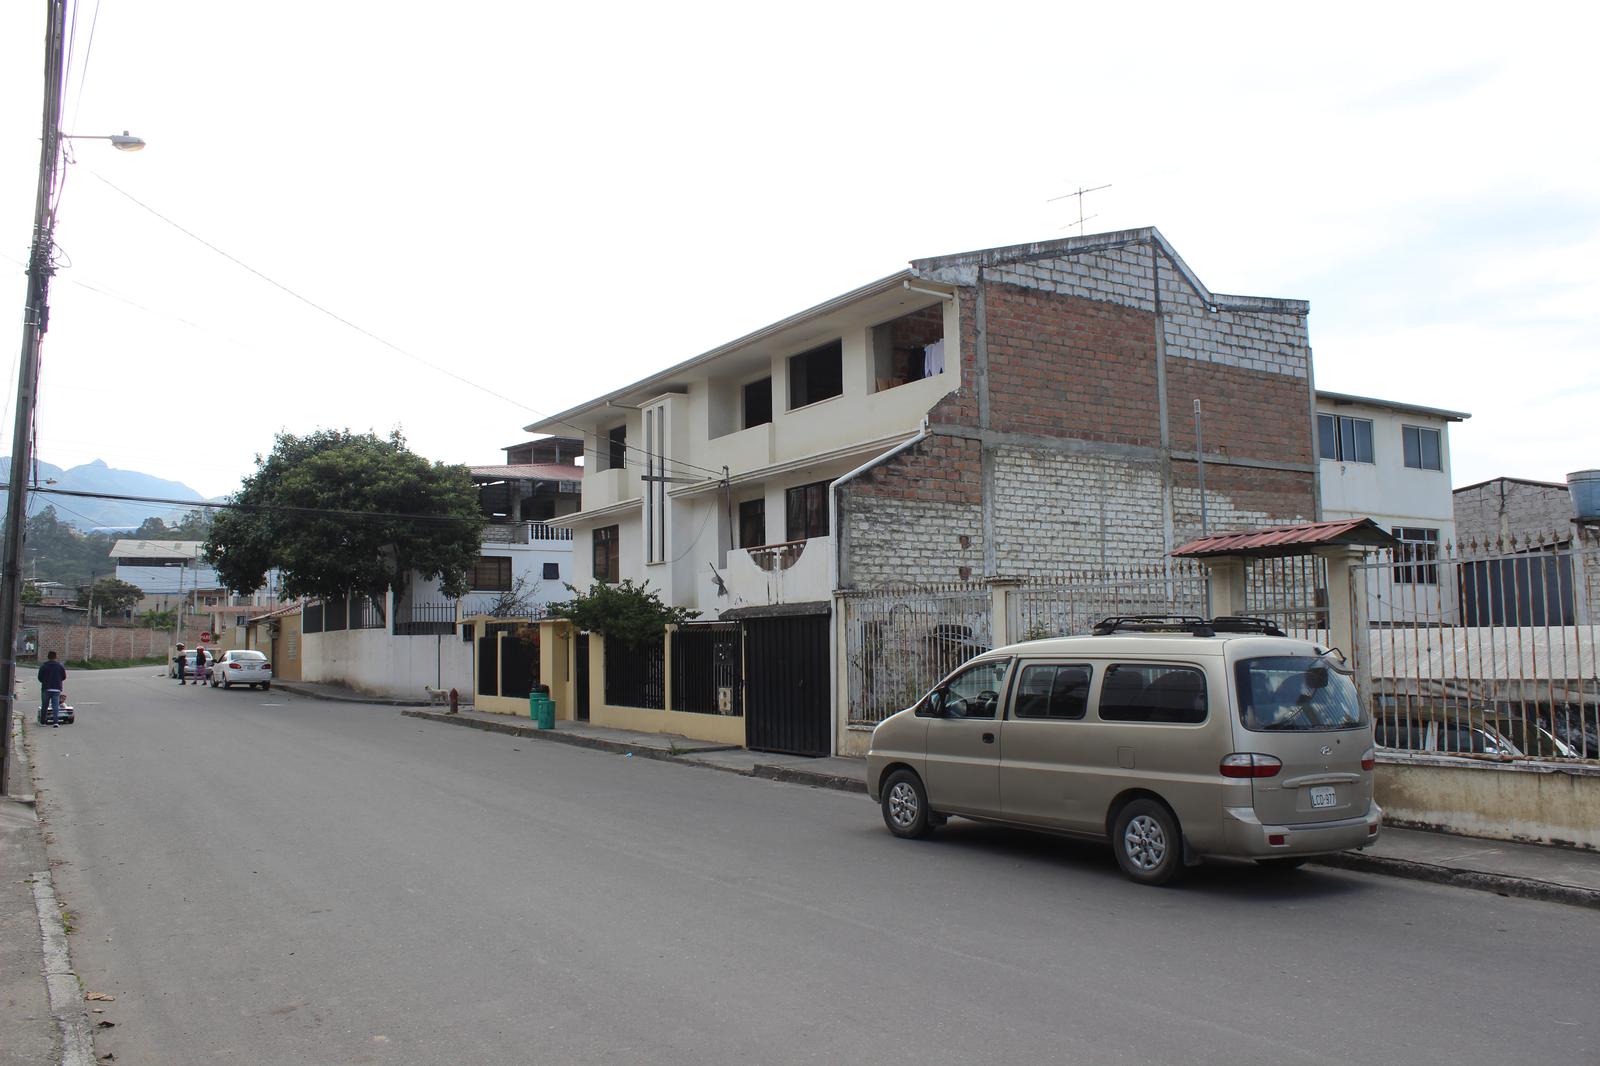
[1089,615,1287,637]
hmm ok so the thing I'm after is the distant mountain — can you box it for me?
[0,457,208,531]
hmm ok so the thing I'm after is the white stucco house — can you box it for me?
[1314,390,1470,622]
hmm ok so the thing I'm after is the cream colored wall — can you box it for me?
[1376,758,1600,850]
[583,629,747,746]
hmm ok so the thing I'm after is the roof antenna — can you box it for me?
[1048,183,1112,235]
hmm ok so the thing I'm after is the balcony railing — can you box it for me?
[481,521,575,545]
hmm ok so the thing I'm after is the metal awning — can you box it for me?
[1172,518,1398,559]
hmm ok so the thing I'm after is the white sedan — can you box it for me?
[209,649,273,690]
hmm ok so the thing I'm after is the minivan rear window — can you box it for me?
[1236,656,1365,731]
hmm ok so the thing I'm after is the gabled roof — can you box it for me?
[470,464,583,482]
[1172,518,1398,559]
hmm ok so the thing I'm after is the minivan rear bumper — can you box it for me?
[1218,802,1382,857]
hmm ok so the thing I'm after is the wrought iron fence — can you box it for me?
[350,594,386,631]
[1244,554,1329,644]
[1355,535,1600,763]
[843,582,993,726]
[1009,561,1208,641]
[394,601,459,636]
[605,636,665,709]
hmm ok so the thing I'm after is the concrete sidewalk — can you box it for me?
[405,707,1600,910]
[271,679,439,707]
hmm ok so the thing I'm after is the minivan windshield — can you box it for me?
[1236,655,1365,731]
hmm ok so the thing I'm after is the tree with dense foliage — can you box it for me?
[139,608,176,630]
[78,577,144,616]
[205,429,484,603]
[3,506,117,587]
[547,579,699,646]
[132,509,214,540]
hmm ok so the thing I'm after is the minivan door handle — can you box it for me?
[982,732,995,744]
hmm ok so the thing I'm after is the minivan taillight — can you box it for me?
[1220,753,1283,779]
[1361,749,1375,772]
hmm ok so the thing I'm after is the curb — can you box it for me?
[403,709,867,792]
[1310,850,1600,911]
[273,682,434,708]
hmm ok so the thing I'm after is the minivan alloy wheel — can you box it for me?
[1123,814,1167,870]
[887,781,920,829]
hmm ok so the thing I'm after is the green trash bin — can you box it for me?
[528,688,555,730]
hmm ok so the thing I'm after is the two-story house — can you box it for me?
[1314,391,1469,623]
[530,227,1323,753]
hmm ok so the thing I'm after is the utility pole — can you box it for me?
[1,0,67,796]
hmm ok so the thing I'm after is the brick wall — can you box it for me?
[840,231,1315,587]
[1454,480,1574,546]
[26,623,207,664]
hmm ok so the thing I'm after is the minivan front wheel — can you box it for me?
[1112,799,1184,885]
[881,769,935,840]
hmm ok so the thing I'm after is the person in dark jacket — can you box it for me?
[38,650,66,728]
[175,642,188,684]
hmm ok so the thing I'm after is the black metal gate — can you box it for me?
[743,613,830,756]
[574,632,590,721]
[672,623,743,716]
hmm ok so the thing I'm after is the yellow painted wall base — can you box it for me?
[1377,759,1600,851]
[477,694,530,717]
[591,703,746,747]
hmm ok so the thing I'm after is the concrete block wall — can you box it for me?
[1453,479,1574,546]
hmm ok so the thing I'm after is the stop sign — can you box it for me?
[199,632,211,645]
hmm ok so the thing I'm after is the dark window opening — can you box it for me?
[1096,664,1208,724]
[542,562,560,580]
[1402,425,1442,471]
[788,340,843,409]
[785,481,829,542]
[606,425,627,470]
[871,304,945,391]
[743,377,772,429]
[471,556,513,591]
[593,525,620,584]
[1317,414,1373,463]
[739,498,766,548]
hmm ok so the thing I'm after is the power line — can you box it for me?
[85,172,730,484]
[19,485,494,527]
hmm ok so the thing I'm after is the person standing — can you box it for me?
[193,646,208,686]
[38,650,66,728]
[175,642,187,685]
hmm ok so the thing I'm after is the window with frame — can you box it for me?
[738,498,766,548]
[592,525,620,584]
[542,562,560,580]
[743,377,772,429]
[1013,664,1092,720]
[471,555,513,591]
[785,481,829,542]
[1096,664,1208,724]
[1316,414,1374,463]
[1402,425,1442,471]
[788,340,843,409]
[1393,526,1439,585]
[928,659,1012,720]
[606,424,627,470]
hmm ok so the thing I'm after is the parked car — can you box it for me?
[210,649,273,691]
[168,648,214,681]
[866,616,1382,886]
[1374,710,1578,759]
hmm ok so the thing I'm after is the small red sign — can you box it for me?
[199,632,212,644]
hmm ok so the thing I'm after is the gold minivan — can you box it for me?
[866,617,1382,885]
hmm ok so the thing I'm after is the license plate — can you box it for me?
[1310,786,1337,809]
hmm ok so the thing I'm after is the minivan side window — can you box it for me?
[1013,664,1092,720]
[1097,664,1207,724]
[930,659,1011,720]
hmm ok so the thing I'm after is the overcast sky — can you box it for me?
[2,2,1595,501]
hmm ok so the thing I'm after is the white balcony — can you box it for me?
[581,467,641,512]
[722,536,832,608]
[481,521,575,547]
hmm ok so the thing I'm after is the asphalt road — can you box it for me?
[27,668,1597,1066]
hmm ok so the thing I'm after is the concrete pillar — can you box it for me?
[662,625,676,712]
[1203,556,1248,617]
[989,579,1020,646]
[538,619,574,720]
[589,631,607,715]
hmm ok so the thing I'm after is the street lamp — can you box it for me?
[0,0,145,795]
[65,130,147,152]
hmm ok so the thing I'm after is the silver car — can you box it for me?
[866,619,1381,885]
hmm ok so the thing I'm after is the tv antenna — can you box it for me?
[1048,183,1111,235]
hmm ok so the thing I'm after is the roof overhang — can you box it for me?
[1173,518,1399,559]
[1316,390,1470,423]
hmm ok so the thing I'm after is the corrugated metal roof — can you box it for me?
[110,539,205,559]
[1172,518,1397,558]
[470,463,582,481]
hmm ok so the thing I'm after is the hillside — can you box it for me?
[0,458,207,531]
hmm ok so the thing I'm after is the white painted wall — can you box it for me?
[300,627,473,699]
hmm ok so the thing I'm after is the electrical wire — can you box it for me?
[20,485,496,527]
[85,172,732,485]
[66,0,103,135]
